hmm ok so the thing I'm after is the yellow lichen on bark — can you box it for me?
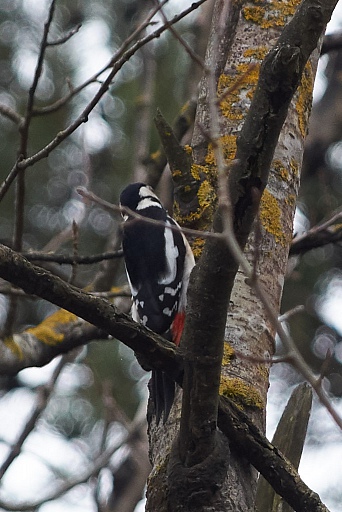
[242,0,302,28]
[171,169,182,179]
[259,189,287,246]
[273,159,289,181]
[197,179,216,214]
[173,159,217,259]
[218,63,260,121]
[290,157,300,177]
[174,162,217,232]
[26,309,78,345]
[222,341,235,366]
[183,144,193,155]
[243,46,269,61]
[296,62,314,138]
[205,135,237,166]
[150,149,162,161]
[285,194,296,207]
[219,375,265,410]
[190,238,205,260]
[256,362,270,381]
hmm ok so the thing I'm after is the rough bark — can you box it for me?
[147,0,337,510]
[0,1,339,511]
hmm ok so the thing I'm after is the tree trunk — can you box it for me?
[146,0,330,509]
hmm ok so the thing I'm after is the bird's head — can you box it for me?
[120,183,162,218]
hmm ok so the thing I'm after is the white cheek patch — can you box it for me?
[139,186,154,198]
[136,198,162,210]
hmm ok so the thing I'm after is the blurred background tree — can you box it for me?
[0,0,341,511]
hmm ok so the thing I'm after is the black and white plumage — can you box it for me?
[120,183,195,422]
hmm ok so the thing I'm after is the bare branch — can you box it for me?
[0,104,24,126]
[32,0,169,116]
[0,244,182,379]
[0,408,147,511]
[0,243,333,512]
[47,23,82,46]
[24,0,57,121]
[0,353,71,481]
[278,305,305,323]
[218,397,329,512]
[256,383,313,511]
[145,99,197,189]
[21,249,123,265]
[0,0,208,203]
[154,0,205,70]
[290,207,342,255]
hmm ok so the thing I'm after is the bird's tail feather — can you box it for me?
[151,370,175,424]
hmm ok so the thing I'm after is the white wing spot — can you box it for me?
[162,307,173,317]
[131,303,139,323]
[164,283,181,296]
[159,294,164,301]
[158,220,179,285]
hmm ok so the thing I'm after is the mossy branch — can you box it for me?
[0,244,332,512]
[170,0,337,499]
[218,396,329,512]
[255,383,313,512]
[0,244,182,380]
[154,108,198,202]
[0,242,329,511]
[146,101,196,189]
[231,0,338,240]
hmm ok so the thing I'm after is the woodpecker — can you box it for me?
[120,183,195,423]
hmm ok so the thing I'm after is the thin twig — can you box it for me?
[0,410,146,511]
[223,218,342,430]
[234,350,295,365]
[290,207,342,255]
[154,0,205,69]
[278,305,305,323]
[47,23,82,46]
[77,186,223,241]
[70,220,79,285]
[77,188,342,431]
[33,0,169,117]
[21,250,123,264]
[5,0,58,337]
[0,104,24,126]
[0,353,69,481]
[0,0,208,203]
[205,24,342,432]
